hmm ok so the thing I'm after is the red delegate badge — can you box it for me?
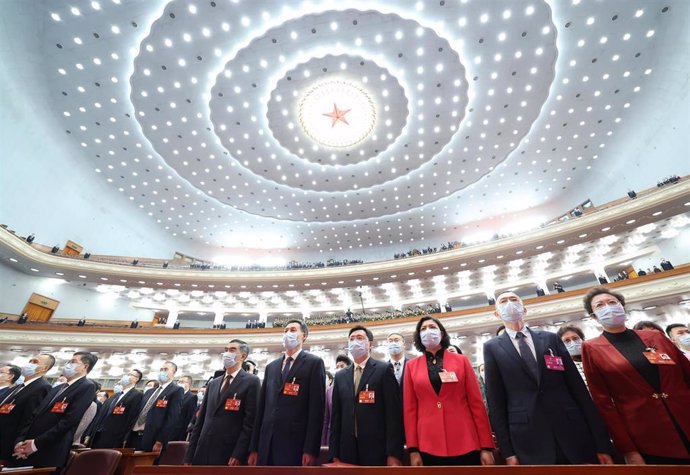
[0,403,15,414]
[112,405,126,415]
[643,349,676,365]
[51,400,69,413]
[283,378,300,396]
[544,349,565,371]
[225,395,241,411]
[439,370,458,383]
[155,398,168,408]
[358,385,375,404]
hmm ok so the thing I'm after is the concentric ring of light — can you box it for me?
[298,80,376,149]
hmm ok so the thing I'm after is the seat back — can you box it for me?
[157,441,189,465]
[64,449,122,475]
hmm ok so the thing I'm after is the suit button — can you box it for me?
[437,401,442,409]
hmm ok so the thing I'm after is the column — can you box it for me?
[164,309,178,328]
[213,310,225,326]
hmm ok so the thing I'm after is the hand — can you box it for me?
[409,452,423,466]
[302,452,316,466]
[332,457,341,464]
[480,450,495,465]
[386,456,402,466]
[247,451,258,466]
[228,457,241,466]
[152,441,163,453]
[597,453,613,464]
[624,451,646,465]
[505,455,520,465]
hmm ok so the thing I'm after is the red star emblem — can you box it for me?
[322,103,351,127]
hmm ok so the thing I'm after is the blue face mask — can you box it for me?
[565,339,582,356]
[119,375,131,386]
[158,371,170,384]
[498,301,524,322]
[420,328,442,349]
[387,341,403,356]
[62,362,78,379]
[22,363,39,377]
[283,331,300,350]
[348,339,368,360]
[679,333,690,349]
[15,375,25,386]
[113,384,123,394]
[594,303,627,328]
[222,352,236,368]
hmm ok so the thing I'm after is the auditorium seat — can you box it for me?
[64,449,122,475]
[157,441,189,465]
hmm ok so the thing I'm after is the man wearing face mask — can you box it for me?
[557,324,588,388]
[483,292,613,466]
[172,375,197,441]
[386,333,408,388]
[90,369,143,448]
[185,339,260,466]
[666,323,690,360]
[11,351,97,471]
[581,287,690,465]
[248,319,325,467]
[0,366,20,402]
[0,355,53,463]
[329,325,403,466]
[127,361,183,453]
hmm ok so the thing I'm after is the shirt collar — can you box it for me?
[354,356,370,370]
[66,374,86,386]
[505,323,529,340]
[225,367,242,379]
[121,385,134,395]
[159,380,172,390]
[23,377,39,387]
[285,349,302,361]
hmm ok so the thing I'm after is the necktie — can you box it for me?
[353,365,363,394]
[47,383,68,407]
[393,362,402,383]
[0,384,24,405]
[516,332,540,381]
[220,374,232,394]
[281,356,293,383]
[136,386,162,427]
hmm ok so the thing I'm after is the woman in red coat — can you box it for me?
[581,287,690,465]
[403,315,494,466]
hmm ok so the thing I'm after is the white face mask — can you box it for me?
[22,363,39,377]
[222,352,236,369]
[387,341,403,356]
[420,327,442,349]
[283,331,301,350]
[119,375,131,387]
[348,339,368,360]
[498,301,525,322]
[594,303,627,328]
[113,384,123,394]
[679,333,690,349]
[565,339,582,357]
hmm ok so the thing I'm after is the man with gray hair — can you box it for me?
[185,339,260,466]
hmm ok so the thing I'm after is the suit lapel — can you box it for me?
[343,365,355,396]
[217,370,245,411]
[530,329,546,383]
[357,359,376,393]
[497,333,538,384]
[284,352,306,386]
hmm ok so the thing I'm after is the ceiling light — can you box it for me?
[50,12,61,21]
[70,7,81,15]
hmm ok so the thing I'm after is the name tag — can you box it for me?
[112,405,126,415]
[358,390,375,404]
[0,403,15,414]
[51,401,69,413]
[155,398,168,408]
[643,351,676,365]
[439,371,458,383]
[224,397,241,411]
[544,354,565,371]
[283,382,300,396]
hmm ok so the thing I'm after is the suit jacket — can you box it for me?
[484,329,612,464]
[250,351,326,466]
[321,384,333,446]
[185,370,260,465]
[140,383,184,451]
[91,388,143,448]
[0,387,12,403]
[173,390,197,441]
[329,358,404,465]
[12,377,95,469]
[404,352,493,457]
[582,330,690,458]
[0,377,51,461]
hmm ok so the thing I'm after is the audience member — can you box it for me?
[557,324,588,386]
[483,293,612,465]
[581,287,690,465]
[173,376,197,441]
[405,316,494,466]
[632,320,664,333]
[91,369,144,449]
[329,325,403,466]
[334,354,352,370]
[0,365,20,402]
[666,323,690,359]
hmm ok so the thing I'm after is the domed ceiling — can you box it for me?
[6,0,686,257]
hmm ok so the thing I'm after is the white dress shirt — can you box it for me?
[505,325,537,359]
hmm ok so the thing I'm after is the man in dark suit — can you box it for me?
[329,325,403,466]
[483,292,613,465]
[90,369,143,448]
[386,333,409,388]
[185,339,260,465]
[248,319,325,466]
[172,375,197,441]
[127,361,183,453]
[0,354,53,463]
[11,352,97,470]
[0,365,21,403]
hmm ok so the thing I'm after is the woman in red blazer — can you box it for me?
[404,316,494,466]
[581,287,690,465]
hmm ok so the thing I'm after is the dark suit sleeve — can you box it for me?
[184,390,207,464]
[382,363,404,460]
[249,368,268,453]
[232,376,261,462]
[303,357,326,457]
[328,375,342,461]
[556,335,612,454]
[123,392,143,444]
[483,341,515,459]
[33,381,95,450]
[158,386,183,445]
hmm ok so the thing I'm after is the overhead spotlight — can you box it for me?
[132,259,139,266]
[162,261,169,268]
[51,246,60,254]
[26,234,35,243]
[83,252,91,259]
